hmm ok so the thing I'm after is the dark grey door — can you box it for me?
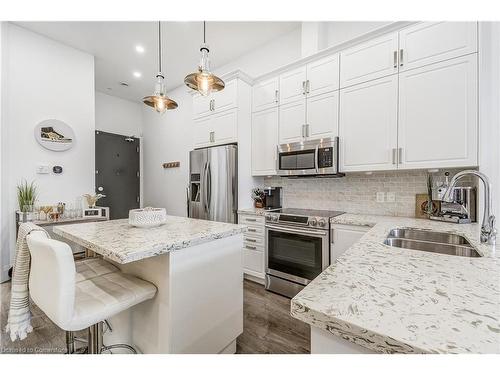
[95,130,140,219]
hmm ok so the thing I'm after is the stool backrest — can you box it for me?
[27,232,76,329]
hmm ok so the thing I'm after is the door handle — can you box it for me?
[400,49,404,67]
[393,50,398,68]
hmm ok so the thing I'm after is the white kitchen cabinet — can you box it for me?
[238,213,265,283]
[306,54,340,97]
[330,224,370,263]
[306,90,339,140]
[399,22,477,72]
[192,94,213,118]
[252,107,279,176]
[279,99,306,144]
[252,77,279,112]
[279,66,307,105]
[398,54,478,169]
[193,109,237,148]
[340,32,399,88]
[339,75,399,172]
[192,79,237,119]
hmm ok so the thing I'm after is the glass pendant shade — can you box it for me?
[143,21,177,113]
[184,24,225,96]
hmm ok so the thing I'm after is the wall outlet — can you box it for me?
[386,192,396,202]
[376,192,385,203]
[36,164,50,174]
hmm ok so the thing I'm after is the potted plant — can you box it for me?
[83,193,106,208]
[251,188,266,209]
[17,180,38,222]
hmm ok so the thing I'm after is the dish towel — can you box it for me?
[5,222,49,341]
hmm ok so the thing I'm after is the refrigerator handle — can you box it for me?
[186,185,190,217]
[202,161,209,214]
[207,162,212,215]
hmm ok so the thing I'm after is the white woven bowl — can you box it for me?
[129,207,167,228]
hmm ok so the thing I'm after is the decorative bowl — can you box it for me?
[128,207,167,228]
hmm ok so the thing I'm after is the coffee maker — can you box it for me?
[430,186,477,224]
[263,187,282,210]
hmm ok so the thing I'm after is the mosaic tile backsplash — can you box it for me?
[264,169,472,217]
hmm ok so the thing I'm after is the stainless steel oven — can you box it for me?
[264,208,344,298]
[277,137,343,177]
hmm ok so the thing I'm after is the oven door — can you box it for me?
[265,224,329,285]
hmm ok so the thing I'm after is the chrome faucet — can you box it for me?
[443,170,497,245]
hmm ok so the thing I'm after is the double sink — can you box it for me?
[384,228,481,258]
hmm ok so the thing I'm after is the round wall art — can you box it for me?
[34,119,75,152]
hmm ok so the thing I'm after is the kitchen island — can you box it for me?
[291,214,500,354]
[54,215,246,354]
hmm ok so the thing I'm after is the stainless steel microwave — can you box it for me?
[277,137,343,177]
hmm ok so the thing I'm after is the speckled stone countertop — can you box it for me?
[238,207,280,216]
[54,216,246,264]
[291,213,500,354]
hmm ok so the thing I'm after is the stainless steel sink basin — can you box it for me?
[384,228,481,258]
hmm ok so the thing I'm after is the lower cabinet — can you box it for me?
[330,223,371,263]
[238,213,266,283]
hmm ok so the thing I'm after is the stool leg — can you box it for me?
[88,322,103,354]
[66,331,75,354]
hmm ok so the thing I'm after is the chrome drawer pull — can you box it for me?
[246,238,257,243]
[246,245,257,250]
[247,228,257,232]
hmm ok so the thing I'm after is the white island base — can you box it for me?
[311,327,375,354]
[103,234,243,354]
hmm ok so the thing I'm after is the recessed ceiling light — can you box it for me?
[133,71,142,78]
[135,45,145,54]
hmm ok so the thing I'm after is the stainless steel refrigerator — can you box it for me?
[187,144,238,223]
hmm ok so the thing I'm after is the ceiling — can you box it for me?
[15,21,300,102]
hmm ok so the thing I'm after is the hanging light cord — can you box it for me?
[201,21,209,52]
[203,21,206,44]
[158,21,162,74]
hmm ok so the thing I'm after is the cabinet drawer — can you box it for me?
[239,214,265,225]
[243,247,264,274]
[243,235,265,248]
[245,225,264,237]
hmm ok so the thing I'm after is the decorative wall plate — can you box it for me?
[34,119,75,152]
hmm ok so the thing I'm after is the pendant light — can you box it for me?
[184,21,224,96]
[143,21,178,113]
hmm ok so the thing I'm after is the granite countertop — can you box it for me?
[54,216,246,264]
[238,207,280,216]
[291,213,500,354]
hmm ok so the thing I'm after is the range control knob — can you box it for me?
[272,215,279,222]
[318,219,326,227]
[309,218,317,226]
[265,214,272,220]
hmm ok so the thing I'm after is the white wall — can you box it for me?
[95,91,143,136]
[1,24,95,280]
[321,21,393,49]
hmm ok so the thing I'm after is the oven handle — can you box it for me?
[314,145,319,173]
[266,224,327,237]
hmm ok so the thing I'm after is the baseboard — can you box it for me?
[1,264,12,283]
[244,272,265,285]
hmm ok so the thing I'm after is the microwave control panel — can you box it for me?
[318,147,333,168]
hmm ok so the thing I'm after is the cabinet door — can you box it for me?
[252,77,279,112]
[279,100,306,144]
[193,94,213,119]
[211,109,238,145]
[212,79,237,113]
[398,54,478,169]
[252,107,279,176]
[330,224,370,263]
[306,54,340,97]
[339,75,398,172]
[340,33,399,88]
[279,66,307,105]
[399,22,477,72]
[306,90,339,140]
[193,116,212,148]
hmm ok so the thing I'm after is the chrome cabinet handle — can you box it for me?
[306,80,310,94]
[246,238,257,243]
[398,147,403,163]
[245,245,257,250]
[393,50,398,68]
[400,49,404,66]
[212,99,215,111]
[245,218,257,222]
[248,228,257,232]
[392,148,397,164]
[209,131,215,143]
[275,90,279,103]
[302,81,306,95]
[306,124,310,138]
[330,228,334,243]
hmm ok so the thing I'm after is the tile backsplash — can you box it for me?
[264,169,472,217]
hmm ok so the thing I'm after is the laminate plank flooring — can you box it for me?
[1,279,310,354]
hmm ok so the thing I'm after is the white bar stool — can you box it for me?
[26,231,157,354]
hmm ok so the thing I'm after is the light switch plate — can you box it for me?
[386,192,396,202]
[36,164,50,174]
[376,192,385,203]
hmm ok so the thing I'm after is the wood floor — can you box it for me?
[1,279,310,354]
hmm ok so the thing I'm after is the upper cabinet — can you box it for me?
[252,107,279,176]
[398,54,478,169]
[192,79,237,119]
[306,54,340,97]
[252,77,279,112]
[398,22,477,72]
[340,33,399,88]
[279,66,307,105]
[306,90,339,140]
